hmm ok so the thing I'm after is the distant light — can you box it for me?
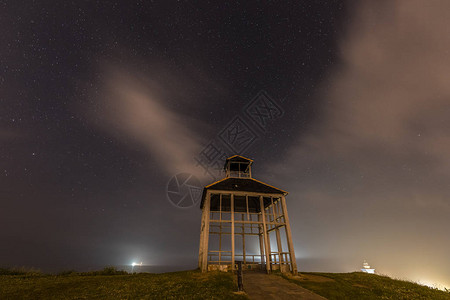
[418,279,449,291]
[132,262,137,266]
[361,260,376,274]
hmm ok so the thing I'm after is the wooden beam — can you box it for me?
[275,228,283,266]
[273,198,283,266]
[260,195,271,274]
[219,194,222,265]
[267,224,285,233]
[209,190,286,198]
[209,232,259,236]
[246,195,250,221]
[231,194,235,271]
[281,196,298,275]
[209,219,285,225]
[200,191,211,272]
[258,214,265,269]
[242,214,246,265]
[198,200,207,269]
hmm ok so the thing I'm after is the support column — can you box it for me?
[219,194,222,265]
[267,225,272,270]
[242,214,246,265]
[258,214,265,269]
[281,195,298,275]
[275,228,283,267]
[200,192,211,272]
[231,194,235,271]
[198,202,206,269]
[274,199,284,267]
[260,196,271,273]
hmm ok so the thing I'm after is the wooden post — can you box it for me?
[198,202,206,269]
[242,214,246,265]
[219,194,222,266]
[260,196,271,273]
[231,194,235,271]
[275,228,283,266]
[258,214,265,269]
[246,195,250,221]
[200,192,211,272]
[267,223,272,270]
[237,261,243,291]
[270,197,275,226]
[281,195,298,275]
[274,199,284,267]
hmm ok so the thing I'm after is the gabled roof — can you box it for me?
[200,177,288,209]
[224,155,253,169]
[226,155,254,162]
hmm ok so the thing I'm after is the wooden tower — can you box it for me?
[198,155,298,274]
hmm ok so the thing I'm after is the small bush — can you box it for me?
[0,267,42,276]
[82,267,128,276]
[57,270,78,276]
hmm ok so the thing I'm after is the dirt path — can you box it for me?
[243,272,327,300]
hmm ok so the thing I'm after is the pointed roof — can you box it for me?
[224,155,253,169]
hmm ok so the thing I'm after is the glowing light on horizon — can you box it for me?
[361,260,375,274]
[416,279,449,291]
[131,261,143,272]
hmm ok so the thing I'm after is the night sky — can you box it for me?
[2,0,450,289]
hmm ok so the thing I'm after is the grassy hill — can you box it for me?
[281,271,450,300]
[0,268,247,300]
[1,267,449,299]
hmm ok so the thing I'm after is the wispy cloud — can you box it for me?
[87,65,209,178]
[285,0,450,206]
[280,0,450,288]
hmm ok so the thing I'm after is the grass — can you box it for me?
[2,267,449,299]
[0,268,248,300]
[281,272,450,300]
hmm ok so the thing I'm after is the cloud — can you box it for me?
[279,0,450,288]
[322,0,450,165]
[286,0,450,200]
[87,65,209,179]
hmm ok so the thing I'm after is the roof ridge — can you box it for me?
[248,177,288,194]
[204,177,228,188]
[204,177,288,195]
[226,155,254,162]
